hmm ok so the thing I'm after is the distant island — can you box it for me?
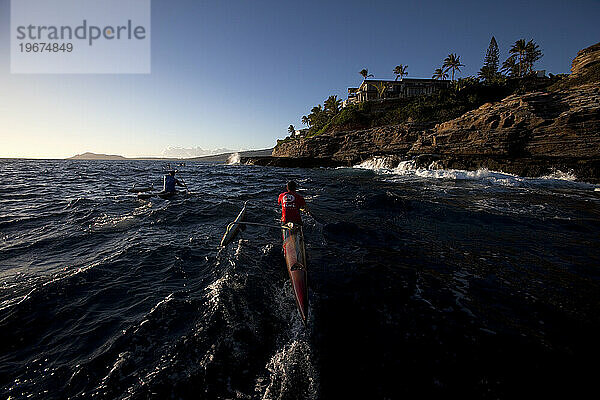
[69,152,128,160]
[67,149,273,162]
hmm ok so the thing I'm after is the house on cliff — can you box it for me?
[293,128,309,138]
[343,78,450,107]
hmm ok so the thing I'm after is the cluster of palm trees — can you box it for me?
[356,65,409,100]
[298,95,343,131]
[432,53,464,81]
[359,65,408,82]
[290,38,544,136]
[359,38,542,85]
[359,56,462,83]
[502,39,543,78]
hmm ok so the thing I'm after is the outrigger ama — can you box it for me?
[220,196,310,326]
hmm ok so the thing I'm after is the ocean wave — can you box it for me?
[227,153,241,165]
[354,156,591,187]
[539,169,577,181]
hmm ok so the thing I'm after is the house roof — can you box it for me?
[361,78,444,83]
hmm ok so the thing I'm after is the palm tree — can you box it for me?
[372,81,390,99]
[324,95,342,116]
[359,68,374,80]
[288,125,295,135]
[432,67,448,80]
[501,55,519,77]
[301,115,310,127]
[393,64,408,81]
[308,104,326,129]
[443,53,464,81]
[509,39,527,77]
[524,40,543,75]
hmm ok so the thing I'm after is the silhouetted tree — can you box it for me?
[443,53,464,81]
[324,95,342,116]
[393,64,408,81]
[524,40,543,75]
[301,115,310,127]
[479,36,500,82]
[359,68,374,80]
[501,55,518,77]
[509,39,527,77]
[288,125,295,135]
[432,67,448,80]
[505,39,543,77]
[307,104,328,130]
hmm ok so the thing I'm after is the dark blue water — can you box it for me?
[1,159,599,399]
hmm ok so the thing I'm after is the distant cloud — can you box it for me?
[161,146,237,158]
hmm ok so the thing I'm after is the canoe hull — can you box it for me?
[282,224,308,325]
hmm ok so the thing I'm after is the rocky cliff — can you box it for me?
[267,43,600,183]
[571,42,600,77]
[271,122,432,164]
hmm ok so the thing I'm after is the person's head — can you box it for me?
[286,181,297,192]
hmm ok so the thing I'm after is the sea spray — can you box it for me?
[354,156,398,170]
[227,153,241,165]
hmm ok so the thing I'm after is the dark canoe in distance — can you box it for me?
[128,185,154,193]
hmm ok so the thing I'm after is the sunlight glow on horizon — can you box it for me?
[1,0,599,159]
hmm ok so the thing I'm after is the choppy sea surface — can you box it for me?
[1,159,599,399]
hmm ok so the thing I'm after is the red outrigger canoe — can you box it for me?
[281,222,308,325]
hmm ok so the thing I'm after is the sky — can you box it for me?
[0,0,599,159]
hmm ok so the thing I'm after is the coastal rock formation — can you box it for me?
[439,87,599,158]
[570,42,600,77]
[267,43,600,183]
[272,123,432,165]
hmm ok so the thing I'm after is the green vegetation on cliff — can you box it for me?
[285,76,562,145]
[282,37,549,145]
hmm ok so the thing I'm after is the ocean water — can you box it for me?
[1,159,599,399]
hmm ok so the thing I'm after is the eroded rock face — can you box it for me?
[272,123,432,165]
[410,85,600,159]
[571,42,600,77]
[269,43,600,182]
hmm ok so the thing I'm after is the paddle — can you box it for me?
[179,177,191,195]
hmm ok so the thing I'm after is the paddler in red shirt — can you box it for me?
[278,181,308,225]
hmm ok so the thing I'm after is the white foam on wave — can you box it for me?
[539,169,577,181]
[90,214,136,231]
[88,202,152,232]
[255,282,318,400]
[354,156,395,170]
[227,152,241,165]
[354,156,585,187]
[258,337,318,400]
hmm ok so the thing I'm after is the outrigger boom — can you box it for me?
[220,202,309,325]
[225,221,293,231]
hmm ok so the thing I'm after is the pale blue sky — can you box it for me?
[1,0,599,158]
